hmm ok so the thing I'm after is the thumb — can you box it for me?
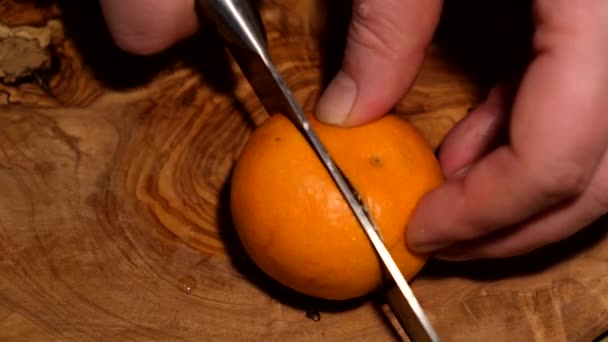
[315,0,443,126]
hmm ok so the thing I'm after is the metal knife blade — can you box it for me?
[196,1,440,341]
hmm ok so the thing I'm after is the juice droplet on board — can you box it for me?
[177,275,198,294]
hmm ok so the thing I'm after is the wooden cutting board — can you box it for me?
[1,1,607,341]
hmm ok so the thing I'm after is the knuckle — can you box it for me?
[347,2,402,60]
[535,162,590,200]
[587,172,608,211]
[590,188,608,212]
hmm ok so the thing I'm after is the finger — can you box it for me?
[407,2,608,253]
[437,84,510,178]
[315,0,443,126]
[435,152,608,261]
[100,0,198,55]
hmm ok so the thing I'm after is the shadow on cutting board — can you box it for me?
[420,217,608,282]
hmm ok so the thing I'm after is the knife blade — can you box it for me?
[196,1,440,341]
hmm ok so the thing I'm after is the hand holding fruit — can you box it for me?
[315,0,608,260]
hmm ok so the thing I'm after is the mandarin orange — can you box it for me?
[229,113,443,300]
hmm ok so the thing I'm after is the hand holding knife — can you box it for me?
[196,1,440,341]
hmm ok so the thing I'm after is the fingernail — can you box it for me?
[411,240,452,254]
[448,164,471,179]
[315,70,357,125]
[408,228,452,253]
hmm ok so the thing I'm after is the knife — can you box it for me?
[195,1,440,341]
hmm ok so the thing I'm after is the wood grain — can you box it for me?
[1,1,607,341]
